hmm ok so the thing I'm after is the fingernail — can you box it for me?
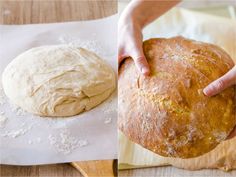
[203,87,212,97]
[203,88,208,95]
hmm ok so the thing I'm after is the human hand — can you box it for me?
[203,65,236,96]
[118,0,180,76]
[118,15,150,76]
[203,65,236,139]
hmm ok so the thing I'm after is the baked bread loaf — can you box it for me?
[118,36,236,158]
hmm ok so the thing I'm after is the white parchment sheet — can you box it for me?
[0,15,118,165]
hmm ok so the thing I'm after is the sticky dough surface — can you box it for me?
[118,36,236,158]
[2,45,116,117]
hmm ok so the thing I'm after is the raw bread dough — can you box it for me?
[118,37,236,158]
[2,45,116,117]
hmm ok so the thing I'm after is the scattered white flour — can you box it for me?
[0,114,8,128]
[0,86,6,106]
[0,83,33,138]
[28,137,42,145]
[104,117,112,124]
[28,140,33,145]
[213,131,227,142]
[102,95,117,124]
[0,96,5,105]
[103,106,116,114]
[163,140,178,156]
[103,97,117,114]
[40,115,75,129]
[1,124,33,138]
[72,39,105,56]
[58,34,106,56]
[58,35,71,43]
[78,140,89,147]
[10,104,26,116]
[48,129,88,154]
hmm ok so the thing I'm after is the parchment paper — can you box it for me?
[0,14,118,165]
[118,8,236,170]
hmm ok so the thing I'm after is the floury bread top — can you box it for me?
[118,36,236,159]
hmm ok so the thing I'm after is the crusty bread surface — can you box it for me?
[118,36,236,159]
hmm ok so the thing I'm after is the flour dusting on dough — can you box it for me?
[213,131,227,142]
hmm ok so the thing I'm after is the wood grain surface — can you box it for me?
[72,160,117,177]
[0,0,117,177]
[119,166,236,177]
[0,0,117,24]
[1,163,83,177]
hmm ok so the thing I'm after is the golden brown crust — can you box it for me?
[118,36,236,159]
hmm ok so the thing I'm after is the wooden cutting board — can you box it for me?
[71,160,117,177]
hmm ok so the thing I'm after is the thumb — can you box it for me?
[131,46,150,76]
[132,55,150,76]
[203,66,236,97]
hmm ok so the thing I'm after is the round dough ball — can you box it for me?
[118,36,236,158]
[2,45,116,117]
